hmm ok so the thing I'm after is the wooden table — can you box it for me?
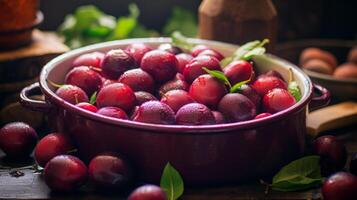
[1,125,356,200]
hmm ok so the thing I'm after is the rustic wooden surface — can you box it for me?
[0,125,356,200]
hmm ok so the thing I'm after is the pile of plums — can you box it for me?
[0,122,167,199]
[301,47,357,79]
[55,42,298,126]
[312,135,357,200]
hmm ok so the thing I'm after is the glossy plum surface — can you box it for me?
[161,90,195,113]
[125,43,152,65]
[262,88,296,114]
[176,103,216,125]
[183,55,221,83]
[218,93,256,122]
[101,49,136,79]
[322,172,357,200]
[56,85,89,105]
[65,66,102,96]
[72,52,104,69]
[96,83,136,112]
[132,101,175,125]
[128,184,167,200]
[158,73,189,97]
[223,60,253,84]
[118,69,155,93]
[97,107,129,120]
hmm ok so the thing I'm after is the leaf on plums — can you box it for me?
[160,162,184,200]
[271,156,324,192]
[221,39,269,67]
[287,68,302,101]
[203,67,232,88]
[171,31,195,51]
[230,80,251,93]
[89,91,97,105]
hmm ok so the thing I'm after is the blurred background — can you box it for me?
[39,0,357,42]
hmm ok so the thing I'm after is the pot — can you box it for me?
[20,38,329,185]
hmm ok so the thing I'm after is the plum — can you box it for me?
[223,60,253,84]
[56,85,89,105]
[125,43,153,65]
[176,53,193,73]
[176,103,216,125]
[65,66,102,96]
[96,83,136,112]
[118,68,155,93]
[252,76,287,96]
[97,107,128,120]
[218,93,256,122]
[72,51,104,68]
[158,73,189,97]
[101,49,136,79]
[322,172,357,200]
[128,184,167,200]
[132,101,175,125]
[262,88,296,113]
[135,91,158,105]
[161,90,195,113]
[183,55,221,83]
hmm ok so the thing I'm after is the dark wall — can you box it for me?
[39,0,356,42]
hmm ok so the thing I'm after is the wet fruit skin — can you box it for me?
[72,52,104,68]
[118,68,155,93]
[262,88,296,114]
[125,43,153,65]
[128,184,167,200]
[158,73,189,97]
[161,90,195,113]
[101,49,136,79]
[65,66,103,96]
[254,112,272,119]
[252,76,287,97]
[189,74,228,109]
[322,172,357,200]
[0,122,38,158]
[132,101,175,125]
[176,103,215,125]
[157,43,182,55]
[183,55,221,83]
[135,91,158,105]
[96,83,136,112]
[44,155,88,192]
[350,153,357,176]
[223,60,253,85]
[176,53,193,73]
[76,102,98,112]
[97,107,129,120]
[140,50,178,83]
[197,49,224,61]
[191,44,210,57]
[34,133,74,167]
[56,85,89,105]
[239,84,261,108]
[312,135,347,176]
[212,111,226,124]
[218,93,257,122]
[263,70,284,80]
[89,153,132,189]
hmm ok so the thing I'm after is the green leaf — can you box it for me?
[271,156,323,192]
[163,6,197,37]
[288,81,302,102]
[89,91,97,105]
[230,80,251,93]
[171,31,195,51]
[221,39,269,67]
[203,67,231,88]
[160,162,184,200]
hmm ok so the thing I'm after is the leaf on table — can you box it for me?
[271,155,324,192]
[160,162,184,200]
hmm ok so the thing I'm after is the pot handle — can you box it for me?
[309,84,330,111]
[20,82,52,112]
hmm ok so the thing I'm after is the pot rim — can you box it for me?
[40,38,313,134]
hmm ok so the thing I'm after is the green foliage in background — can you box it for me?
[58,4,197,49]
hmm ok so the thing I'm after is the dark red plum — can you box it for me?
[350,153,357,176]
[132,101,175,125]
[313,135,347,176]
[34,133,75,167]
[158,73,189,97]
[197,49,224,61]
[72,52,104,68]
[97,107,129,120]
[101,49,136,79]
[191,44,210,57]
[161,90,195,113]
[223,60,253,85]
[76,102,98,113]
[118,69,155,93]
[263,70,284,80]
[322,172,357,200]
[0,122,38,158]
[212,111,226,124]
[56,85,88,105]
[101,78,118,88]
[239,84,261,108]
[262,88,296,114]
[189,74,227,109]
[254,113,272,119]
[218,93,256,122]
[128,184,167,200]
[176,53,193,73]
[65,66,102,96]
[89,153,132,189]
[140,50,178,83]
[157,43,182,55]
[125,43,153,65]
[44,155,88,192]
[176,103,215,125]
[96,83,136,112]
[252,76,287,96]
[183,55,221,83]
[135,91,158,105]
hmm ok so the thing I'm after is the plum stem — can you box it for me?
[47,79,63,88]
